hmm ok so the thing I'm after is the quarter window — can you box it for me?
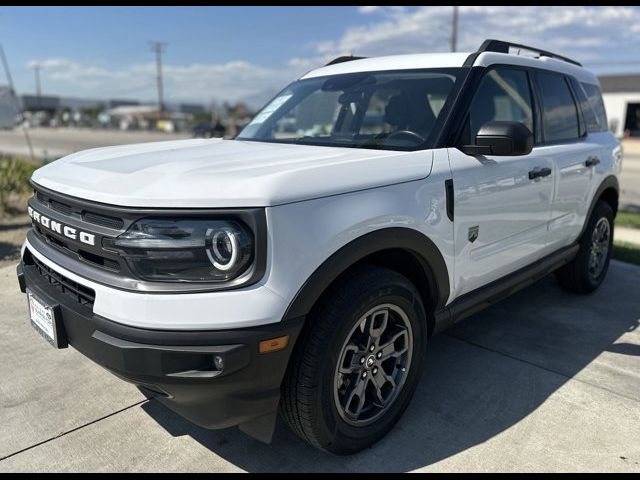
[537,72,580,142]
[581,82,608,132]
[464,68,534,144]
[569,78,599,134]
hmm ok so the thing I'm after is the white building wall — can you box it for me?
[602,91,640,138]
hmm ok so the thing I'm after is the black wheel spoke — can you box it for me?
[378,330,409,361]
[338,345,367,374]
[368,308,388,343]
[345,375,368,418]
[370,375,386,405]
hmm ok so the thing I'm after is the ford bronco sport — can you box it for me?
[17,39,621,454]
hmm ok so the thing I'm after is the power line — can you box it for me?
[451,6,459,53]
[0,42,35,161]
[149,41,166,113]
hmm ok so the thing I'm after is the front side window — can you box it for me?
[238,69,462,150]
[462,68,534,145]
[537,72,580,143]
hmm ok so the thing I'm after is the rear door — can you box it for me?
[448,66,554,298]
[532,71,602,250]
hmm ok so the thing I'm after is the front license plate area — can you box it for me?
[27,289,67,349]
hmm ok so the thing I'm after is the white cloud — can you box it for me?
[25,6,640,106]
[25,57,297,108]
[317,6,640,65]
[358,6,383,14]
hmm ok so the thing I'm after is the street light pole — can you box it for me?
[451,6,459,53]
[31,63,41,108]
[149,41,166,114]
[0,42,35,161]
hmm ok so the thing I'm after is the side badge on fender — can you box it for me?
[468,225,479,243]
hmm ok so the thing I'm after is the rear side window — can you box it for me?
[464,68,534,144]
[581,82,608,132]
[537,72,580,143]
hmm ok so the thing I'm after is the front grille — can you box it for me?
[49,199,73,216]
[28,252,96,309]
[34,189,126,231]
[82,211,124,230]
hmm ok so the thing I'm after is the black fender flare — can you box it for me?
[281,227,450,322]
[579,175,619,239]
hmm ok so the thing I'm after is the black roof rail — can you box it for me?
[477,39,582,67]
[325,55,367,66]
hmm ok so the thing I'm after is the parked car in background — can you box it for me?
[192,120,226,138]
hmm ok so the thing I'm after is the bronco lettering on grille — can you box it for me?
[28,206,96,246]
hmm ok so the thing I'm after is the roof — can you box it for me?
[301,52,471,79]
[301,51,598,85]
[598,74,640,93]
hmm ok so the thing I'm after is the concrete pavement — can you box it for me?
[621,151,640,211]
[619,140,640,210]
[0,261,639,472]
[616,227,640,245]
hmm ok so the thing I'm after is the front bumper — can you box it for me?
[17,250,303,441]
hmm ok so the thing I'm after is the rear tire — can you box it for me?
[555,201,614,294]
[280,266,426,455]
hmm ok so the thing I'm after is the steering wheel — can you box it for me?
[385,130,425,144]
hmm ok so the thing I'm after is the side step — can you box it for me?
[434,244,579,333]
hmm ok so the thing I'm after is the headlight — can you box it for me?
[111,218,254,283]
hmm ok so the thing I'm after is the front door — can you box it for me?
[448,66,554,298]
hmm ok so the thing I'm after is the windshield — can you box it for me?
[237,68,464,150]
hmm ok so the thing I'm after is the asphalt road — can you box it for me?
[0,260,639,472]
[0,128,189,160]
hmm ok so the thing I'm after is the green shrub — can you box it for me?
[616,211,640,230]
[0,156,40,214]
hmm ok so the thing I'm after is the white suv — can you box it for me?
[17,39,621,454]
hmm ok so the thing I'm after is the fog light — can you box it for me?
[214,355,224,370]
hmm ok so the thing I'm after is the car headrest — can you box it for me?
[384,95,411,129]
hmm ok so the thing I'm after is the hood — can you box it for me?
[31,138,433,208]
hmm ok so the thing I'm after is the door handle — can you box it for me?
[585,156,600,167]
[528,167,552,180]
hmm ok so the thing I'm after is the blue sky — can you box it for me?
[1,6,639,107]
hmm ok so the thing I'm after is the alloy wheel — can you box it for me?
[333,303,413,426]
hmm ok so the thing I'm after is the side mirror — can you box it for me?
[461,121,533,156]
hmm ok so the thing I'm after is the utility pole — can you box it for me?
[0,42,35,161]
[31,63,41,108]
[451,6,459,53]
[149,41,166,114]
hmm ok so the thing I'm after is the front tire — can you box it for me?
[280,266,426,455]
[555,201,614,294]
